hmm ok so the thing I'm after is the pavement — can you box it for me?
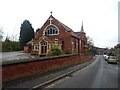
[3,55,97,89]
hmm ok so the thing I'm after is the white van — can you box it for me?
[103,55,109,60]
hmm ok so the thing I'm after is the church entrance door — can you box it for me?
[39,40,48,55]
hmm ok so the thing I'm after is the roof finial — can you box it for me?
[50,11,52,16]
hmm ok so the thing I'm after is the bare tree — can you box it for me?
[86,36,96,55]
[87,36,94,46]
[0,27,3,41]
[0,26,3,52]
[10,33,18,41]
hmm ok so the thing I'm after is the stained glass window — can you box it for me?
[45,25,58,35]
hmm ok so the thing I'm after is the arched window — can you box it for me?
[45,25,58,35]
[72,42,74,50]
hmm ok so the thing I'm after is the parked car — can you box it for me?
[103,55,109,61]
[107,56,117,64]
[116,56,120,62]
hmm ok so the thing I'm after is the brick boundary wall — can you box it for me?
[2,54,92,83]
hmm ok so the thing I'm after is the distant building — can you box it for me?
[95,47,109,55]
[24,13,87,56]
[114,44,120,59]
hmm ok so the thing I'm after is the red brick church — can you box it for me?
[24,12,87,56]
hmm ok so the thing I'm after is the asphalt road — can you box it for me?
[50,55,118,88]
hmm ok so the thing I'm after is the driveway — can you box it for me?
[1,51,39,61]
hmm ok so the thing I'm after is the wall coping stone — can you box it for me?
[2,54,79,66]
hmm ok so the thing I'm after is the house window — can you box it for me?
[72,42,74,50]
[35,46,37,50]
[76,43,78,52]
[76,43,78,48]
[45,25,58,35]
[33,44,39,51]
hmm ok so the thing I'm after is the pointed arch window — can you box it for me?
[45,25,58,35]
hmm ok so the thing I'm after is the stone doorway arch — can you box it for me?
[39,40,48,56]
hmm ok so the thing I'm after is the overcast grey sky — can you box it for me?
[0,0,119,48]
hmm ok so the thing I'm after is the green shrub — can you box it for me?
[50,45,62,56]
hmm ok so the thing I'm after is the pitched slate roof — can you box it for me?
[49,15,79,38]
[75,32,81,36]
[26,40,32,45]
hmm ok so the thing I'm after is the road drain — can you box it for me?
[67,74,73,77]
[45,77,70,89]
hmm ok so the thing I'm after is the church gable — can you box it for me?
[36,13,77,39]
